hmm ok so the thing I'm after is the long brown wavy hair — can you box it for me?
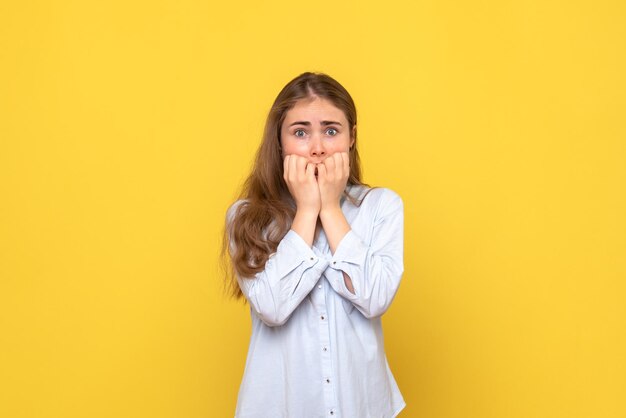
[220,71,372,301]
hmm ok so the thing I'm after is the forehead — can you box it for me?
[283,97,347,123]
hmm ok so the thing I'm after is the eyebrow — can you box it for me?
[288,120,343,127]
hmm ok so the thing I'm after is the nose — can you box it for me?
[309,134,326,158]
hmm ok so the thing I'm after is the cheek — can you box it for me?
[328,137,351,153]
[281,140,308,157]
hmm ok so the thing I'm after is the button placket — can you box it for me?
[309,274,326,307]
[314,229,337,415]
[317,299,335,415]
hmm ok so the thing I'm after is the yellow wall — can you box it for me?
[1,1,624,417]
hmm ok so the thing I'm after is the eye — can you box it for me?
[326,128,338,136]
[294,129,306,138]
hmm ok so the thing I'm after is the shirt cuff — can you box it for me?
[280,229,330,271]
[328,229,368,269]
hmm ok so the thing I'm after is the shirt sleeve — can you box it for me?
[324,189,404,319]
[227,201,330,327]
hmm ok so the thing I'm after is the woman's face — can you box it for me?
[280,96,355,164]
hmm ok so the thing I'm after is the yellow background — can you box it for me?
[1,1,624,417]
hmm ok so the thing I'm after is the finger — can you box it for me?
[306,163,316,182]
[317,163,326,182]
[283,155,290,180]
[296,156,308,180]
[289,154,298,181]
[325,154,336,174]
[334,153,343,171]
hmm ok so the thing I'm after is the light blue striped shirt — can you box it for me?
[228,185,406,418]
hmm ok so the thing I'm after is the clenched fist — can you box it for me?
[283,154,321,214]
[316,152,350,212]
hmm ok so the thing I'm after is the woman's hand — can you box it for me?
[283,154,321,215]
[316,152,350,213]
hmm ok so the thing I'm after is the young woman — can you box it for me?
[222,72,405,417]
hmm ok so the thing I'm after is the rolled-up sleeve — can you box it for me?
[324,190,404,319]
[227,202,329,327]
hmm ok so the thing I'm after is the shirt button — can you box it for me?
[326,378,330,383]
[310,257,314,261]
[332,261,336,265]
[322,347,327,351]
[320,315,325,320]
[330,411,334,415]
[318,284,322,289]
